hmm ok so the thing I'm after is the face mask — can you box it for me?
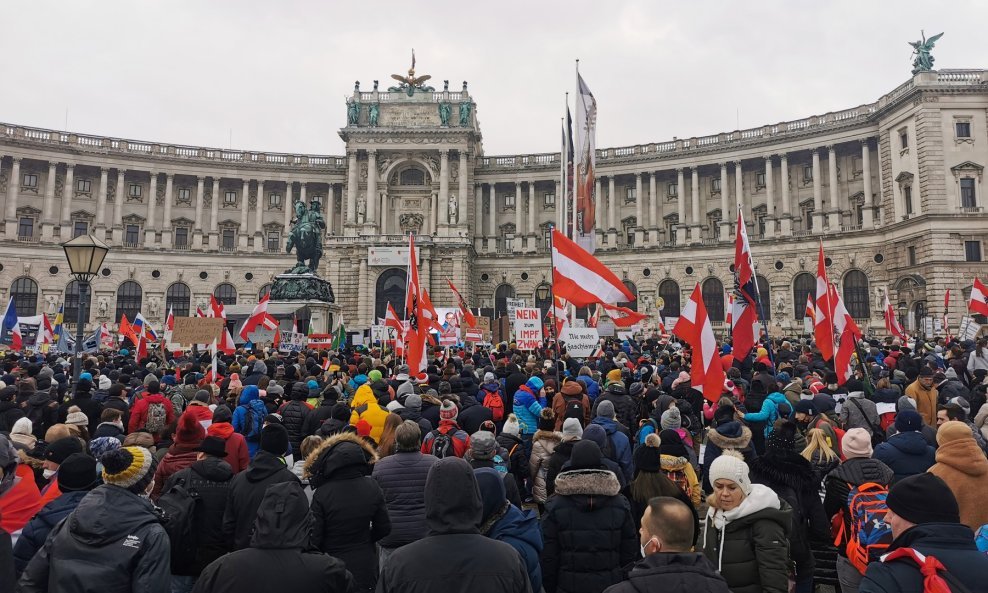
[639,537,656,557]
[43,468,57,480]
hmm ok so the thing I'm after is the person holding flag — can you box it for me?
[731,208,764,363]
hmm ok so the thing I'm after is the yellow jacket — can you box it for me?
[349,384,388,443]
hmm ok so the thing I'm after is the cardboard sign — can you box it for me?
[171,317,225,345]
[596,320,616,337]
[506,298,526,320]
[248,328,276,344]
[476,317,491,332]
[278,331,307,352]
[559,327,599,357]
[513,307,542,350]
[959,316,983,341]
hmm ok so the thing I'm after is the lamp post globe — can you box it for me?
[61,234,110,392]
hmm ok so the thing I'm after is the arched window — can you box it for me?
[166,282,191,318]
[258,284,272,301]
[756,275,771,321]
[115,281,143,322]
[213,283,237,306]
[375,269,407,322]
[534,283,552,317]
[702,277,725,322]
[494,284,515,319]
[792,273,815,319]
[9,277,38,317]
[658,280,681,318]
[63,280,89,326]
[619,280,638,312]
[399,168,426,186]
[843,270,870,319]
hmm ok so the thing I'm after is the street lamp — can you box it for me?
[61,234,109,392]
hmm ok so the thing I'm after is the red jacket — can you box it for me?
[420,420,470,458]
[183,403,214,425]
[151,442,199,500]
[128,393,176,439]
[0,464,43,535]
[206,422,250,474]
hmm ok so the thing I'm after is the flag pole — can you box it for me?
[572,61,580,242]
[738,204,775,369]
[560,111,566,235]
[547,224,561,388]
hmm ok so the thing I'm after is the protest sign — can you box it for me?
[513,307,542,350]
[559,327,599,357]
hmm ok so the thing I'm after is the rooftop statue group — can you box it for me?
[910,30,943,75]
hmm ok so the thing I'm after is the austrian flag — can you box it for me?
[551,229,634,307]
[239,294,280,341]
[672,284,725,403]
[970,278,988,317]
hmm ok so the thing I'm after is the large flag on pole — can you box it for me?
[238,293,279,341]
[574,70,597,253]
[814,242,835,361]
[1,297,17,345]
[969,278,988,316]
[118,314,140,346]
[598,302,648,328]
[551,229,634,307]
[883,292,908,341]
[563,102,575,237]
[672,284,725,403]
[832,284,862,386]
[404,234,427,373]
[731,208,761,360]
[446,278,477,328]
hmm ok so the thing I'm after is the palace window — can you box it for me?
[10,277,38,316]
[18,217,34,238]
[222,229,235,249]
[166,282,191,318]
[667,183,678,198]
[625,187,637,203]
[267,231,280,252]
[843,270,870,319]
[115,281,143,323]
[900,130,909,149]
[22,174,38,188]
[73,221,88,238]
[76,179,91,193]
[904,186,914,215]
[965,240,982,262]
[224,191,237,206]
[543,227,552,249]
[399,168,426,185]
[125,224,140,245]
[268,193,282,209]
[711,178,721,193]
[907,245,917,266]
[803,165,813,183]
[504,194,515,209]
[129,184,142,198]
[956,122,971,138]
[544,193,555,208]
[213,283,237,306]
[960,178,976,208]
[178,188,191,202]
[755,172,766,188]
[174,227,189,248]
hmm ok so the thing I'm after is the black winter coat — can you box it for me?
[23,392,58,441]
[602,553,730,593]
[872,430,936,483]
[0,400,24,433]
[372,450,439,548]
[302,399,337,436]
[545,439,576,498]
[279,399,311,459]
[101,397,131,435]
[222,450,300,550]
[305,432,391,592]
[192,481,353,593]
[164,456,234,576]
[496,432,528,488]
[458,396,493,435]
[592,391,639,431]
[12,490,89,575]
[859,523,988,593]
[0,526,13,593]
[57,393,104,435]
[18,485,171,593]
[541,469,638,593]
[823,457,894,556]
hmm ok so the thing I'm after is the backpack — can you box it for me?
[143,401,168,434]
[882,547,974,593]
[157,480,199,572]
[849,398,886,447]
[834,481,894,574]
[483,390,505,422]
[662,467,693,500]
[170,392,187,415]
[237,405,257,440]
[563,394,587,425]
[429,426,455,459]
[599,432,616,462]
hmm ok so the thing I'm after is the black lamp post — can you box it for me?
[61,234,109,393]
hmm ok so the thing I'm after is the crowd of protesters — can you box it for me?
[0,332,986,593]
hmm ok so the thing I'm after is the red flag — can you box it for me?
[209,295,226,320]
[420,289,443,333]
[404,234,426,373]
[598,302,648,328]
[883,292,908,341]
[42,314,55,345]
[118,314,140,346]
[238,294,279,341]
[731,208,761,360]
[446,278,477,328]
[165,306,175,332]
[832,284,862,385]
[814,242,835,361]
[551,229,634,307]
[672,284,725,403]
[805,294,816,321]
[970,278,988,317]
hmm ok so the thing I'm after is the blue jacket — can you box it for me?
[12,490,89,575]
[860,523,988,593]
[591,416,634,483]
[232,385,267,457]
[872,431,936,483]
[512,385,545,435]
[577,376,600,402]
[488,504,544,592]
[742,392,793,438]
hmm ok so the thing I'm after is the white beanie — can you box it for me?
[502,414,521,436]
[708,451,752,495]
[99,375,112,390]
[561,417,583,441]
[12,417,32,436]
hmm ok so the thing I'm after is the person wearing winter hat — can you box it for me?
[19,446,171,593]
[205,404,250,474]
[88,436,122,465]
[493,414,527,500]
[9,417,36,451]
[859,472,988,593]
[466,431,522,508]
[63,406,91,440]
[702,452,792,593]
[12,452,98,575]
[182,390,215,426]
[545,418,583,499]
[928,420,988,530]
[37,436,85,507]
[579,424,629,490]
[150,411,206,500]
[552,380,591,430]
[841,427,873,459]
[420,400,471,459]
[872,410,935,484]
[511,376,546,483]
[590,399,634,483]
[222,423,300,551]
[531,408,562,509]
[904,367,938,426]
[628,433,701,539]
[474,467,544,593]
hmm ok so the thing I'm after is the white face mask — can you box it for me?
[43,468,57,480]
[639,537,656,557]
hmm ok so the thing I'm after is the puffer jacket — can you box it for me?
[541,469,638,593]
[591,387,639,432]
[545,439,576,498]
[128,393,176,439]
[590,416,633,483]
[17,485,170,593]
[742,392,793,438]
[512,385,545,435]
[701,422,757,493]
[602,552,730,593]
[163,455,234,576]
[576,375,600,402]
[372,450,439,548]
[701,484,792,593]
[12,489,89,575]
[150,442,199,500]
[222,450,300,550]
[231,386,267,457]
[349,384,389,443]
[872,431,935,483]
[823,457,894,556]
[278,397,313,459]
[530,430,562,503]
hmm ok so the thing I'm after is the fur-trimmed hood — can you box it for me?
[707,423,752,449]
[554,468,621,497]
[533,429,562,445]
[303,431,378,486]
[659,454,689,471]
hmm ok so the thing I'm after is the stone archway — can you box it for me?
[375,268,407,322]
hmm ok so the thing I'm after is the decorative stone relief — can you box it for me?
[97,297,110,319]
[399,212,424,233]
[54,175,64,198]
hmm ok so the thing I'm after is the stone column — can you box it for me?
[487,183,496,241]
[513,182,522,252]
[430,192,438,235]
[861,140,874,228]
[325,183,335,236]
[719,163,731,239]
[299,183,307,211]
[674,168,685,245]
[380,192,388,235]
[111,168,123,244]
[94,167,109,234]
[236,179,248,248]
[527,182,536,251]
[145,172,158,246]
[734,161,744,230]
[61,163,76,241]
[4,158,20,237]
[253,180,265,252]
[690,167,700,241]
[594,178,603,231]
[812,149,824,232]
[345,151,357,230]
[648,173,658,243]
[607,176,617,247]
[358,258,368,326]
[193,176,205,249]
[439,150,450,231]
[161,174,174,247]
[763,157,775,238]
[827,145,840,230]
[780,154,792,235]
[283,182,293,233]
[554,180,562,230]
[475,183,484,251]
[458,150,468,227]
[210,178,220,245]
[41,162,58,241]
[634,173,644,245]
[365,150,377,232]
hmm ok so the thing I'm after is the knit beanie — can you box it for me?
[368,370,383,383]
[404,393,422,411]
[483,372,496,383]
[936,420,973,447]
[842,428,873,459]
[897,395,917,412]
[537,409,556,432]
[526,376,544,392]
[57,453,99,492]
[212,405,233,424]
[89,436,122,460]
[65,406,89,428]
[439,400,459,421]
[259,423,290,456]
[502,413,521,436]
[11,417,32,437]
[569,439,603,470]
[174,411,206,446]
[561,417,583,441]
[101,446,158,494]
[45,437,84,464]
[894,410,923,433]
[561,380,583,396]
[470,431,497,460]
[596,400,616,420]
[606,369,622,384]
[766,420,797,453]
[886,472,960,525]
[660,407,682,430]
[707,451,752,495]
[632,433,662,473]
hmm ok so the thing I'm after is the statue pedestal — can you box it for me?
[270,271,336,304]
[268,299,340,335]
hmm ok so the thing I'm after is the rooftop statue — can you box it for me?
[909,31,943,75]
[388,49,435,97]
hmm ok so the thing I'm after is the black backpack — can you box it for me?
[599,432,617,462]
[429,427,455,459]
[157,480,199,572]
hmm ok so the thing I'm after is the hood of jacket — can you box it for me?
[66,484,161,546]
[533,430,562,445]
[304,431,378,485]
[425,456,482,536]
[487,502,543,555]
[238,385,260,406]
[191,455,234,482]
[246,450,291,483]
[706,483,789,530]
[351,384,376,410]
[886,522,979,555]
[627,552,725,583]
[659,454,690,471]
[831,456,894,486]
[207,422,234,439]
[934,437,988,478]
[887,430,933,456]
[748,450,816,491]
[591,415,619,435]
[249,481,312,549]
[554,468,621,498]
[708,422,752,448]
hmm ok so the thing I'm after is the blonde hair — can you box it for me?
[801,428,837,463]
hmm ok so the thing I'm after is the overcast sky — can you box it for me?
[2,1,986,157]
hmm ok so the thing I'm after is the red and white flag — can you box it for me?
[598,302,648,328]
[883,292,908,341]
[814,242,835,361]
[672,284,725,403]
[384,302,405,355]
[804,294,815,320]
[552,295,570,336]
[731,208,761,361]
[165,306,175,332]
[587,303,601,328]
[404,234,427,373]
[725,292,734,327]
[238,293,279,341]
[446,278,477,328]
[832,285,862,386]
[942,289,951,341]
[207,295,236,354]
[42,314,55,345]
[551,229,634,307]
[970,278,988,317]
[574,71,597,253]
